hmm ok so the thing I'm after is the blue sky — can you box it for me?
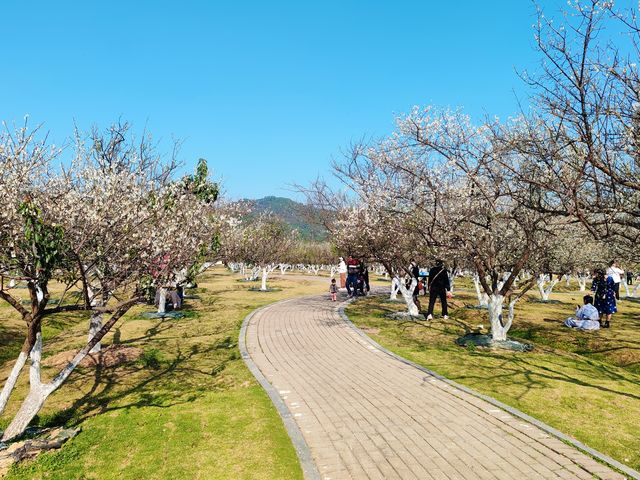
[2,1,564,199]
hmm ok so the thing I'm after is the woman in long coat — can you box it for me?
[591,269,616,328]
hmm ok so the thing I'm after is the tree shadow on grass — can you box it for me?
[450,351,640,402]
[37,319,239,431]
[41,341,233,429]
[352,295,640,403]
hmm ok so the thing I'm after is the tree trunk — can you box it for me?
[577,275,588,292]
[88,311,103,354]
[623,281,631,298]
[2,297,142,441]
[472,275,489,307]
[398,278,419,316]
[539,278,559,301]
[1,334,54,441]
[537,275,550,301]
[261,268,268,291]
[157,288,167,314]
[0,351,28,415]
[488,293,511,341]
[390,276,401,300]
[87,287,104,353]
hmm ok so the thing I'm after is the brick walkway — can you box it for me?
[244,294,628,480]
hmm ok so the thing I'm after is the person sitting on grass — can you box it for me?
[564,294,600,331]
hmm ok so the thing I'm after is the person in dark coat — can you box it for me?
[426,259,450,320]
[591,268,616,328]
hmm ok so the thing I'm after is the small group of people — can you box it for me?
[565,260,623,330]
[331,255,370,300]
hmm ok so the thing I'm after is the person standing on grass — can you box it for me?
[329,278,338,301]
[606,260,624,300]
[425,259,450,320]
[592,268,616,328]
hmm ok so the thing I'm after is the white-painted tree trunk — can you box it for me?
[1,331,101,441]
[88,312,103,354]
[577,275,589,292]
[487,294,516,341]
[537,275,559,301]
[448,272,455,293]
[261,268,269,291]
[397,278,419,316]
[330,266,337,279]
[157,288,167,314]
[8,279,16,288]
[35,285,44,304]
[1,334,55,441]
[472,275,489,307]
[0,351,28,415]
[87,286,103,353]
[565,274,571,287]
[390,276,401,300]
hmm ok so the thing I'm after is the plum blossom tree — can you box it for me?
[320,108,554,340]
[0,122,224,441]
[506,1,640,260]
[394,108,557,340]
[0,123,78,415]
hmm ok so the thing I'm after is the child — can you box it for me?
[330,278,338,301]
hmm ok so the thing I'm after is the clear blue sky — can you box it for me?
[2,0,564,200]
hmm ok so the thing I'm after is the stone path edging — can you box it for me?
[239,301,321,480]
[339,295,640,480]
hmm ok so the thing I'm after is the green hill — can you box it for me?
[245,196,327,240]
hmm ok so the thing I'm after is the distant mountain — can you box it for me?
[245,196,328,241]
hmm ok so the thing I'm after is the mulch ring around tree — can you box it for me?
[456,333,534,352]
[43,344,144,370]
[248,287,282,292]
[385,312,426,321]
[139,311,185,320]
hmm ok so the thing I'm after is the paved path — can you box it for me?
[243,293,629,480]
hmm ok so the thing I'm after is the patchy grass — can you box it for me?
[1,267,328,480]
[346,286,640,472]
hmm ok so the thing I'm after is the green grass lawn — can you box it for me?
[0,267,328,480]
[346,283,640,472]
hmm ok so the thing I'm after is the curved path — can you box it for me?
[242,293,631,480]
